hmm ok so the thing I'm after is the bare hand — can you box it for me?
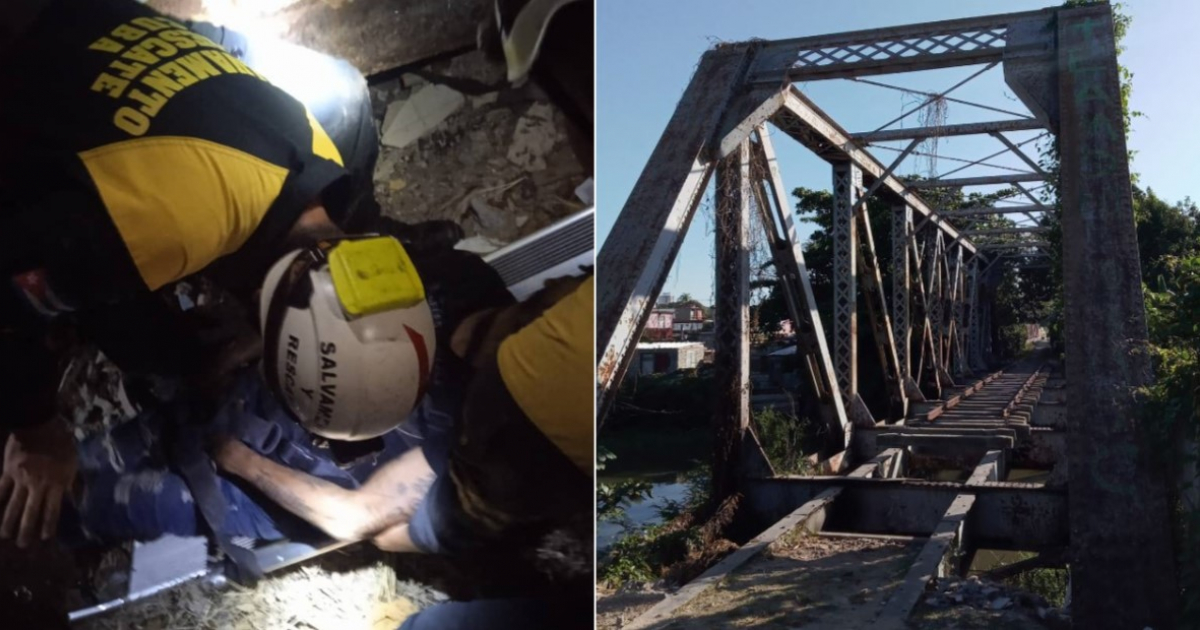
[0,419,77,547]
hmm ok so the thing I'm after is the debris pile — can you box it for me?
[371,51,586,256]
[920,574,1070,627]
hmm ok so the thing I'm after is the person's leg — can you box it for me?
[74,465,286,543]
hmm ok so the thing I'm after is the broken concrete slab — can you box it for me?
[381,84,466,150]
[454,235,508,255]
[470,92,500,109]
[507,102,560,171]
[468,196,514,237]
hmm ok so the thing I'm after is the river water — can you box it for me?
[597,475,691,552]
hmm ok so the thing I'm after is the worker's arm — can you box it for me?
[213,438,434,543]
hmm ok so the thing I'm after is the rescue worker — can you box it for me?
[214,271,594,628]
[0,0,463,551]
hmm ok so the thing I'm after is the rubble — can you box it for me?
[507,102,561,172]
[454,235,509,256]
[381,84,467,150]
[917,574,1070,627]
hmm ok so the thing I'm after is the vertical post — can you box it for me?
[926,231,945,387]
[596,46,757,427]
[832,162,860,401]
[750,128,849,450]
[892,204,912,383]
[909,226,939,400]
[857,205,907,419]
[966,257,981,371]
[833,162,873,425]
[711,140,752,505]
[951,244,966,378]
[982,294,993,364]
[1057,6,1177,625]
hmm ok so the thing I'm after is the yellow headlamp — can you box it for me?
[327,236,426,316]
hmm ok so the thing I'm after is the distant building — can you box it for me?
[644,308,676,341]
[657,293,673,306]
[673,320,705,337]
[673,303,706,323]
[634,341,707,375]
[672,301,709,340]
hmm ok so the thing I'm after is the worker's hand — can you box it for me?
[0,418,77,548]
[211,436,254,475]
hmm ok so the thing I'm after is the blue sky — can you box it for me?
[597,0,1200,305]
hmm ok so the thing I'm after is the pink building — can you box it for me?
[644,309,675,341]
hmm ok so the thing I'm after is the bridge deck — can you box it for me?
[624,355,1064,629]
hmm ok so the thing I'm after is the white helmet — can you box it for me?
[260,236,437,441]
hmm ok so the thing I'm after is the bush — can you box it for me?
[604,369,714,432]
[751,408,817,475]
[596,446,652,523]
[599,466,710,588]
[1006,566,1069,608]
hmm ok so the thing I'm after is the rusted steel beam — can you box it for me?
[940,205,1044,216]
[742,477,1066,548]
[852,118,1044,143]
[965,226,1049,236]
[978,241,1050,250]
[749,129,849,449]
[892,205,913,386]
[857,202,907,419]
[908,173,1045,188]
[596,46,759,425]
[832,162,864,415]
[877,493,976,628]
[1057,6,1178,625]
[747,9,1050,83]
[772,88,978,255]
[711,140,753,504]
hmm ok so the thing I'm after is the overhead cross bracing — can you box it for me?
[598,4,1176,628]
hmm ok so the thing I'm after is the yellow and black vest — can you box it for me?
[0,0,349,303]
[447,275,594,545]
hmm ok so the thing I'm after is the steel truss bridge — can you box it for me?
[597,5,1176,628]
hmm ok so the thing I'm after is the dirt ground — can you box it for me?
[75,545,446,630]
[596,585,667,630]
[666,533,920,629]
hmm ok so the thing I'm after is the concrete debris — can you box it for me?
[507,102,560,172]
[471,92,499,109]
[469,196,511,235]
[381,84,466,150]
[454,235,508,255]
[575,177,594,206]
[922,575,1070,625]
[388,178,407,192]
